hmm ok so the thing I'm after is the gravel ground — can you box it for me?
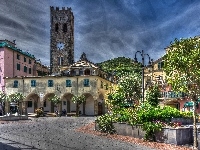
[0,117,157,150]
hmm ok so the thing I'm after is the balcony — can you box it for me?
[160,91,186,99]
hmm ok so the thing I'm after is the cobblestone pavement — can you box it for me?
[0,117,157,150]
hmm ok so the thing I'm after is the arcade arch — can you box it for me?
[25,93,39,114]
[61,93,74,113]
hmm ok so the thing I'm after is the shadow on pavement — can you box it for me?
[0,137,40,150]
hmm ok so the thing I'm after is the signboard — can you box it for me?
[39,93,44,98]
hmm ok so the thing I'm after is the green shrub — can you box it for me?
[96,114,116,134]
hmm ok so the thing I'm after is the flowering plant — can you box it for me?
[168,122,182,128]
[35,108,43,117]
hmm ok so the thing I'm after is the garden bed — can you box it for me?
[80,122,193,150]
[95,122,193,145]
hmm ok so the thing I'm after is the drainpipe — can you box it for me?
[13,50,14,77]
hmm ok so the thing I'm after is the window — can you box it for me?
[84,69,90,75]
[24,57,26,62]
[84,79,89,87]
[48,80,54,87]
[55,23,58,32]
[29,68,31,74]
[63,23,67,32]
[27,101,32,107]
[63,101,66,105]
[24,66,27,72]
[66,80,71,87]
[29,59,31,64]
[101,81,103,88]
[17,54,20,60]
[43,100,46,107]
[31,80,36,87]
[158,61,164,70]
[79,70,83,75]
[17,64,20,71]
[105,83,108,90]
[13,80,18,88]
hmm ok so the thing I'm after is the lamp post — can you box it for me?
[134,50,152,103]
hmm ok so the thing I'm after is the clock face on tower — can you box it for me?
[57,42,64,50]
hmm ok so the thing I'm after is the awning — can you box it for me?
[184,102,195,107]
[184,99,200,107]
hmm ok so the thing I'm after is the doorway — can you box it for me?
[98,102,102,115]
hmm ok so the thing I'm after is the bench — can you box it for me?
[67,111,76,117]
[46,113,57,117]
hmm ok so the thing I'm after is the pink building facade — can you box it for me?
[0,40,37,92]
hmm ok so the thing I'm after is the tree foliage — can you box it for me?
[108,73,141,108]
[163,37,200,148]
[145,84,161,107]
[48,94,61,105]
[72,95,86,116]
[97,57,142,78]
[72,95,86,105]
[8,93,24,102]
[164,37,200,100]
[0,91,8,102]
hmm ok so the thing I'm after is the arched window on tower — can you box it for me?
[63,23,67,32]
[55,23,58,32]
[84,69,90,75]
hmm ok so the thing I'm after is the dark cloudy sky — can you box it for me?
[0,0,199,65]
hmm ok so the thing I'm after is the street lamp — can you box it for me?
[134,50,153,103]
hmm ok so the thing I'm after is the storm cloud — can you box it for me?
[0,0,199,65]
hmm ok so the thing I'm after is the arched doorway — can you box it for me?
[83,93,94,116]
[25,93,39,114]
[97,94,105,115]
[62,93,74,113]
[43,93,57,113]
[165,100,180,110]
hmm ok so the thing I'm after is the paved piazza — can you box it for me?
[0,117,156,150]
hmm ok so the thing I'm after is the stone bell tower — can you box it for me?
[50,6,74,74]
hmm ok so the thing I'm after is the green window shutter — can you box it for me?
[84,79,89,87]
[48,80,54,87]
[31,80,36,87]
[66,80,71,87]
[158,61,164,70]
[14,80,18,88]
[158,62,161,70]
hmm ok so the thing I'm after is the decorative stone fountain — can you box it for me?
[0,102,28,121]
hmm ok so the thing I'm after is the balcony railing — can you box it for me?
[160,91,186,99]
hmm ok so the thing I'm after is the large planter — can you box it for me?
[136,124,146,139]
[114,122,127,135]
[125,124,133,136]
[95,121,193,145]
[155,127,193,145]
[113,123,146,139]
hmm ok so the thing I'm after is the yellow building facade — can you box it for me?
[4,57,114,116]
